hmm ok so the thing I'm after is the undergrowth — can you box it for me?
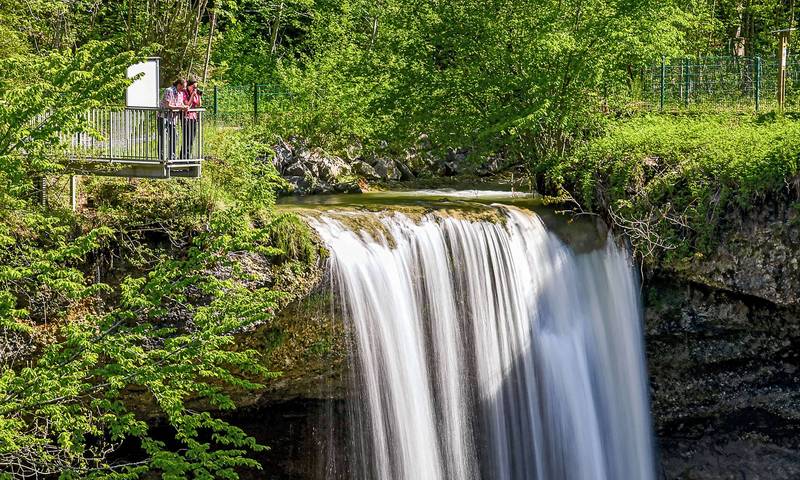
[543,114,800,261]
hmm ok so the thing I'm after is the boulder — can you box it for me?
[436,160,460,177]
[283,162,307,178]
[372,157,402,181]
[351,160,381,181]
[476,157,502,177]
[296,149,320,178]
[345,143,363,161]
[332,181,362,194]
[317,156,351,183]
[273,139,294,173]
[394,160,416,181]
[446,148,468,164]
[284,175,311,194]
[438,147,470,176]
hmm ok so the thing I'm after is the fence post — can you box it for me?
[778,31,789,111]
[253,83,259,123]
[755,56,761,112]
[213,85,218,116]
[660,55,666,112]
[684,58,690,108]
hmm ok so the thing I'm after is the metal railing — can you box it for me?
[29,106,207,178]
[62,107,205,163]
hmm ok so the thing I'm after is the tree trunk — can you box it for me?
[186,0,208,76]
[203,9,217,83]
[271,2,284,55]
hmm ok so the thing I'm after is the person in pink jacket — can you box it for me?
[180,80,202,159]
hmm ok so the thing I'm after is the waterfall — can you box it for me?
[309,205,655,480]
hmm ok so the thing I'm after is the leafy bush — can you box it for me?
[547,114,800,259]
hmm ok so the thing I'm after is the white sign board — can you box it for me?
[126,58,160,108]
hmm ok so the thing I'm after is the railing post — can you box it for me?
[684,57,690,108]
[213,85,218,116]
[199,110,204,160]
[660,55,666,112]
[109,110,114,160]
[755,55,762,112]
[253,83,259,123]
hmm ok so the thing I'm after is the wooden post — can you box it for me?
[778,31,790,110]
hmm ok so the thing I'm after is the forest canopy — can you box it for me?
[2,0,798,154]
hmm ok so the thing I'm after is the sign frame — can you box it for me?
[126,58,161,108]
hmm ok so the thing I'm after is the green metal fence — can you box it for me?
[641,55,800,112]
[207,84,293,122]
[208,58,800,121]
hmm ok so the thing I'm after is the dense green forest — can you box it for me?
[1,0,799,478]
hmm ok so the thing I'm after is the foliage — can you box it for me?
[0,41,139,197]
[0,0,215,82]
[679,0,797,56]
[2,0,800,475]
[211,0,315,85]
[0,43,305,475]
[546,114,800,260]
[0,137,315,478]
[0,200,285,478]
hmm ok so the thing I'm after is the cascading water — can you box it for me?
[309,204,655,480]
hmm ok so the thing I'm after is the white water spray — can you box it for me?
[309,206,655,480]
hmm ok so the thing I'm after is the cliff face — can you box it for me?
[645,198,800,479]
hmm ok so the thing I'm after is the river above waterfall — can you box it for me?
[271,191,656,480]
[278,189,609,254]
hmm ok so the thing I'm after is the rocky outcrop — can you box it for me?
[272,137,518,194]
[646,195,800,479]
[273,138,361,195]
[646,275,800,479]
[669,198,800,307]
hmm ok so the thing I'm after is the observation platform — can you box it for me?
[60,107,205,179]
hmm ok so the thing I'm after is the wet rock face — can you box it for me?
[223,400,351,480]
[644,195,800,478]
[647,263,800,477]
[674,198,800,306]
